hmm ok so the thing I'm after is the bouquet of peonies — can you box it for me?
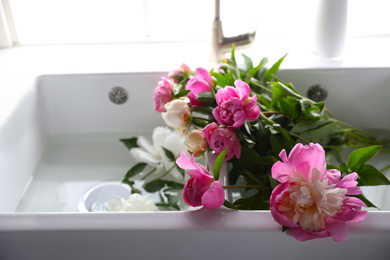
[120,47,390,241]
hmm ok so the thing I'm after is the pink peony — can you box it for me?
[185,67,213,107]
[176,152,225,209]
[203,122,241,161]
[154,77,174,113]
[213,80,260,128]
[270,143,367,242]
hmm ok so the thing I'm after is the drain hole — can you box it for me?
[307,84,328,102]
[109,87,128,104]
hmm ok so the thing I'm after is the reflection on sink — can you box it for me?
[0,69,389,259]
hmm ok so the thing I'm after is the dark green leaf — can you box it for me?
[223,200,239,210]
[196,91,216,105]
[174,90,190,98]
[347,145,382,171]
[144,180,184,193]
[123,163,147,181]
[269,175,280,189]
[213,147,228,180]
[162,147,175,162]
[192,104,214,115]
[339,163,349,174]
[192,118,208,128]
[120,137,138,150]
[357,164,390,186]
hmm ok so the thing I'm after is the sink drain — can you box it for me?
[109,86,128,104]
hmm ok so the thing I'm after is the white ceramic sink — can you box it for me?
[0,69,389,260]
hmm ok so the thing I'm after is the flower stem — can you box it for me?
[143,164,176,186]
[141,167,157,180]
[250,80,273,93]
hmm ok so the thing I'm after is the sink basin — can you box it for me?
[0,68,389,259]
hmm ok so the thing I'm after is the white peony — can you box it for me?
[105,193,156,212]
[130,126,186,179]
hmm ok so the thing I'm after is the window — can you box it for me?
[0,0,389,47]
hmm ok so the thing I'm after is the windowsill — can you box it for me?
[1,37,390,75]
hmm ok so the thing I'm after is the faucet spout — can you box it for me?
[210,0,256,62]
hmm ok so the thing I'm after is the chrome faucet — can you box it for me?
[210,0,257,62]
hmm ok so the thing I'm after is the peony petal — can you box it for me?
[195,67,212,86]
[289,143,327,180]
[183,177,202,207]
[243,95,260,121]
[212,107,223,126]
[324,169,341,185]
[176,152,196,170]
[334,208,368,223]
[271,161,293,183]
[270,183,299,228]
[234,80,251,102]
[231,110,245,128]
[325,220,348,242]
[137,135,156,156]
[130,148,161,166]
[201,181,225,209]
[279,149,288,162]
[290,228,329,241]
[216,86,239,105]
[336,172,359,188]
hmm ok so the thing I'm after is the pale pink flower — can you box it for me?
[203,122,241,161]
[270,143,367,242]
[162,100,192,132]
[184,129,209,157]
[185,67,213,107]
[213,80,260,128]
[168,63,192,83]
[176,152,225,209]
[154,77,174,113]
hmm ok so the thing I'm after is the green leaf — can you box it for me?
[162,147,175,162]
[269,175,280,189]
[192,118,208,128]
[120,137,138,150]
[213,147,228,180]
[264,54,288,83]
[144,180,184,193]
[347,145,382,171]
[223,200,239,210]
[174,90,190,98]
[247,57,268,82]
[122,163,147,181]
[211,72,230,87]
[196,91,216,105]
[241,53,253,71]
[339,163,349,174]
[356,164,390,186]
[192,104,214,115]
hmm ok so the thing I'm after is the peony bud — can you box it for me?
[162,99,192,132]
[184,129,209,157]
[154,77,174,113]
